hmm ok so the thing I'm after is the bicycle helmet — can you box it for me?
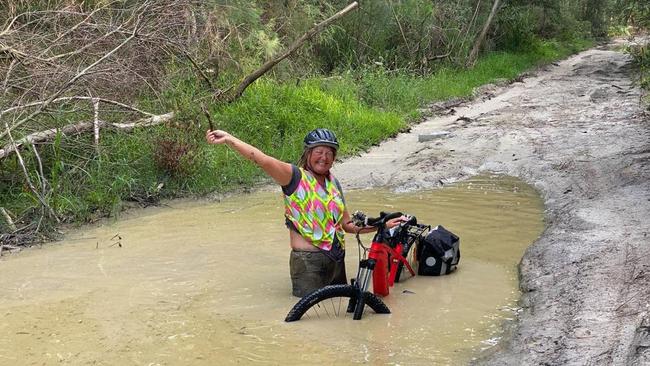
[303,128,339,151]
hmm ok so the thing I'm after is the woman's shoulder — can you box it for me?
[282,164,302,195]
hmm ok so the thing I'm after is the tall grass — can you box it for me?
[0,38,593,228]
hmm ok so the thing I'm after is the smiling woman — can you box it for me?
[205,127,405,297]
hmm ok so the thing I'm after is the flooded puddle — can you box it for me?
[0,175,543,365]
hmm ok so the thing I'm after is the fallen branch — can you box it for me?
[183,50,215,90]
[93,98,100,150]
[0,96,155,119]
[228,1,359,101]
[0,112,174,159]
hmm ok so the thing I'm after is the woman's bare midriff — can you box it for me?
[289,229,320,251]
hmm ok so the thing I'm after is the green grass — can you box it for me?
[0,37,594,232]
[353,38,593,117]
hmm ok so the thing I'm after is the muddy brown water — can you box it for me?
[0,175,543,365]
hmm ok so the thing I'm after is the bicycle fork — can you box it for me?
[347,258,376,320]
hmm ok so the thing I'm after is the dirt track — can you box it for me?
[335,41,650,365]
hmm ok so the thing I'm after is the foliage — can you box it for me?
[0,0,620,245]
[584,0,609,38]
[627,43,650,89]
[612,0,650,28]
[497,0,594,44]
[314,0,482,72]
[494,4,540,51]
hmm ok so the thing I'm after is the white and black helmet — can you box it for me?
[303,128,339,151]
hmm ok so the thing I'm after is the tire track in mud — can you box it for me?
[335,41,650,365]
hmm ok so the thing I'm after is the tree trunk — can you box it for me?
[466,0,501,68]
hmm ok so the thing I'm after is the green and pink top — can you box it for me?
[284,167,346,251]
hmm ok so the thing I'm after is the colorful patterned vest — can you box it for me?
[284,168,346,251]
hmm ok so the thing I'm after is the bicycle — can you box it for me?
[364,211,430,297]
[284,211,430,322]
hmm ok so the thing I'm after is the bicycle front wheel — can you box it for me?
[285,284,391,322]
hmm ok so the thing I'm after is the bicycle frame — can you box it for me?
[368,229,418,297]
[352,211,429,297]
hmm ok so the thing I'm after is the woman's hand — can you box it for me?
[386,215,409,229]
[206,129,231,145]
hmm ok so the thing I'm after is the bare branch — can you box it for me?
[183,49,214,89]
[229,1,359,101]
[93,97,100,151]
[0,112,174,160]
[38,6,108,58]
[0,17,143,139]
[56,18,142,99]
[2,59,17,96]
[0,43,55,65]
[1,96,155,118]
[0,1,202,245]
[2,120,60,222]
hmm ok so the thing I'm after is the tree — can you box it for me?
[467,0,502,67]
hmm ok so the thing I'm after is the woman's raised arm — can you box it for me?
[206,130,293,186]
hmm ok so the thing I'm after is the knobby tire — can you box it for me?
[285,284,390,322]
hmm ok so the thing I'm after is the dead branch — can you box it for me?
[228,1,359,102]
[0,112,174,159]
[0,11,144,140]
[0,1,202,247]
[3,119,60,222]
[2,59,17,96]
[93,97,100,151]
[31,142,48,195]
[1,96,155,118]
[38,6,109,59]
[183,50,215,90]
[202,103,216,131]
[427,51,452,61]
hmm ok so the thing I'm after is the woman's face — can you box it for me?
[308,146,335,175]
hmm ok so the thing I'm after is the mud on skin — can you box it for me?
[334,39,650,365]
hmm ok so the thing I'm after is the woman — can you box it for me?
[206,128,403,297]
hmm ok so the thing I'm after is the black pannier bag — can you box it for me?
[417,225,460,276]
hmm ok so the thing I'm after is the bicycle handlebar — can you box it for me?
[351,210,421,228]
